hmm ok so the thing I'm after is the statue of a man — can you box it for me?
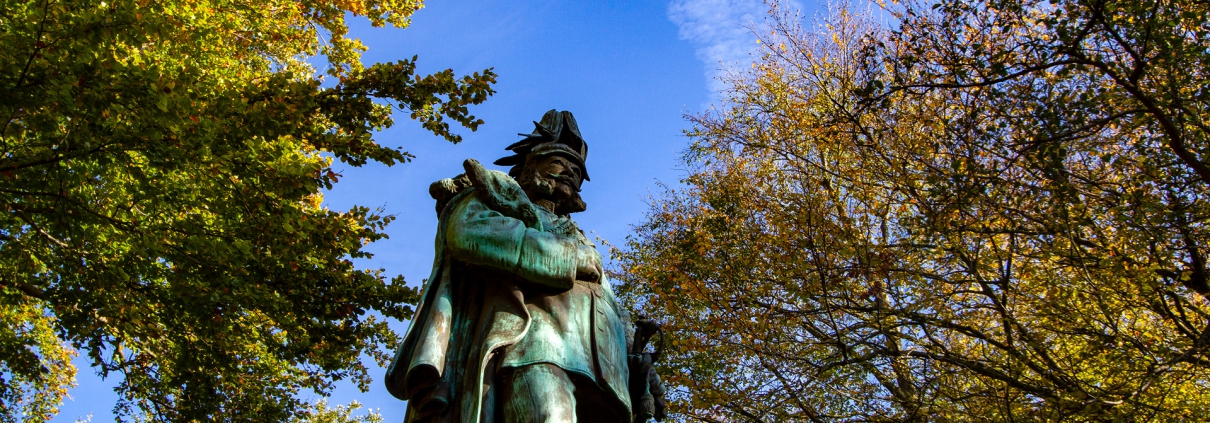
[386,110,632,423]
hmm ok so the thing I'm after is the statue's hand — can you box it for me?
[576,244,602,283]
[463,158,543,231]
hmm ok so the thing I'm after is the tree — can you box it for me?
[0,0,495,420]
[292,401,382,423]
[614,0,1210,420]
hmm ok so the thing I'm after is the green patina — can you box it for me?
[385,111,638,423]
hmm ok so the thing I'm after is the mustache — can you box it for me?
[544,172,581,192]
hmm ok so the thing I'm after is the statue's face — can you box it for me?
[518,154,587,214]
[533,155,582,192]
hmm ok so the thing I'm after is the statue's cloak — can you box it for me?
[384,186,528,423]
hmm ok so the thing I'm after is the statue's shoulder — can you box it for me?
[429,159,544,231]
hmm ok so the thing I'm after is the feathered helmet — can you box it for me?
[493,109,590,182]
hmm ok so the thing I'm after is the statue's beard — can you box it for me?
[518,172,586,215]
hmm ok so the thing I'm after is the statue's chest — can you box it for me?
[541,213,588,244]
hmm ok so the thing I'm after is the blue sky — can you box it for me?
[53,0,812,420]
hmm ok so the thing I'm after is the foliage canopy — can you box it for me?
[0,0,494,420]
[616,0,1210,420]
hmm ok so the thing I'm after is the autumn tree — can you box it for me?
[615,0,1210,420]
[0,0,494,420]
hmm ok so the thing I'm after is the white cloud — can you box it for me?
[667,0,766,97]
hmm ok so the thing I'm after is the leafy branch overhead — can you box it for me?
[0,0,493,420]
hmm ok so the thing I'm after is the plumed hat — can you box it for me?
[494,109,590,181]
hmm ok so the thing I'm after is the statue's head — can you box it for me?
[494,110,589,215]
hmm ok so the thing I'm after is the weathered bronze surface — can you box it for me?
[386,110,648,423]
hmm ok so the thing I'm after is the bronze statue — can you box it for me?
[386,110,660,423]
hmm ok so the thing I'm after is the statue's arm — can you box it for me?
[446,196,596,290]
